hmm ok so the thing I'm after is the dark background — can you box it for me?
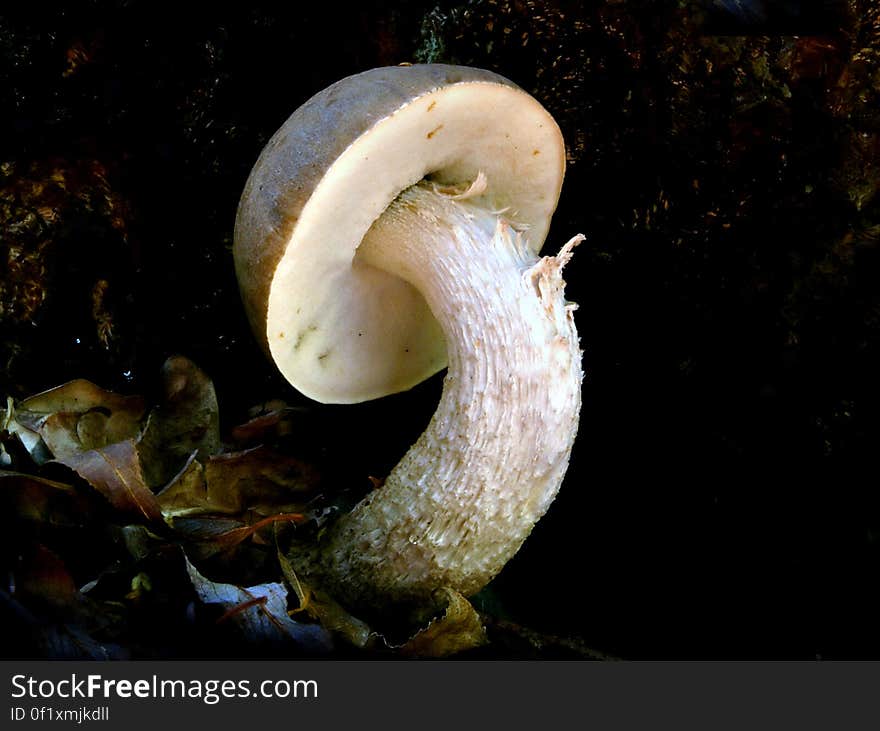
[2,0,879,658]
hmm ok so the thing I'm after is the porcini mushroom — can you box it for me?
[234,64,583,612]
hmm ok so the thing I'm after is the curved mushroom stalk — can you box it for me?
[312,181,583,610]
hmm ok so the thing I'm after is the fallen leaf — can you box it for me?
[37,412,84,460]
[119,524,163,562]
[398,588,488,658]
[125,571,152,602]
[1,403,53,465]
[87,407,142,447]
[5,380,145,464]
[230,406,308,446]
[155,452,208,517]
[55,440,163,524]
[137,356,221,488]
[171,516,248,541]
[210,513,305,550]
[0,470,90,526]
[16,544,81,612]
[4,545,130,660]
[171,513,304,561]
[158,446,318,518]
[40,407,145,460]
[169,516,247,559]
[205,446,319,514]
[278,550,373,649]
[20,379,145,417]
[184,556,332,653]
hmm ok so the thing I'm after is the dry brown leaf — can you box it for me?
[85,407,143,448]
[38,412,84,460]
[7,380,145,464]
[168,516,247,541]
[55,439,162,524]
[171,513,305,560]
[210,513,305,550]
[230,406,308,446]
[16,544,81,611]
[158,455,305,559]
[169,516,249,560]
[277,550,373,649]
[10,545,129,658]
[155,452,207,517]
[1,401,52,464]
[20,379,146,418]
[137,356,221,488]
[0,470,89,525]
[38,407,145,460]
[157,446,317,518]
[398,588,488,658]
[205,446,318,515]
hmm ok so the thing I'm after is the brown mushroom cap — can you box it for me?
[234,64,566,403]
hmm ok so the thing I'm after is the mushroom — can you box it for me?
[234,64,583,612]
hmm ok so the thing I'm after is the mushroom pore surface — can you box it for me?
[235,65,565,404]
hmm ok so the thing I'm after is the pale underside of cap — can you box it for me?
[234,64,566,404]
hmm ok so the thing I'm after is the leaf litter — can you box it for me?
[1,355,588,659]
[184,556,332,653]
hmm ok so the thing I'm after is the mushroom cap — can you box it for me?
[234,64,566,404]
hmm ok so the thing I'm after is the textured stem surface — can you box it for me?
[314,181,583,610]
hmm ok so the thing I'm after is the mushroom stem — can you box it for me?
[313,181,583,610]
